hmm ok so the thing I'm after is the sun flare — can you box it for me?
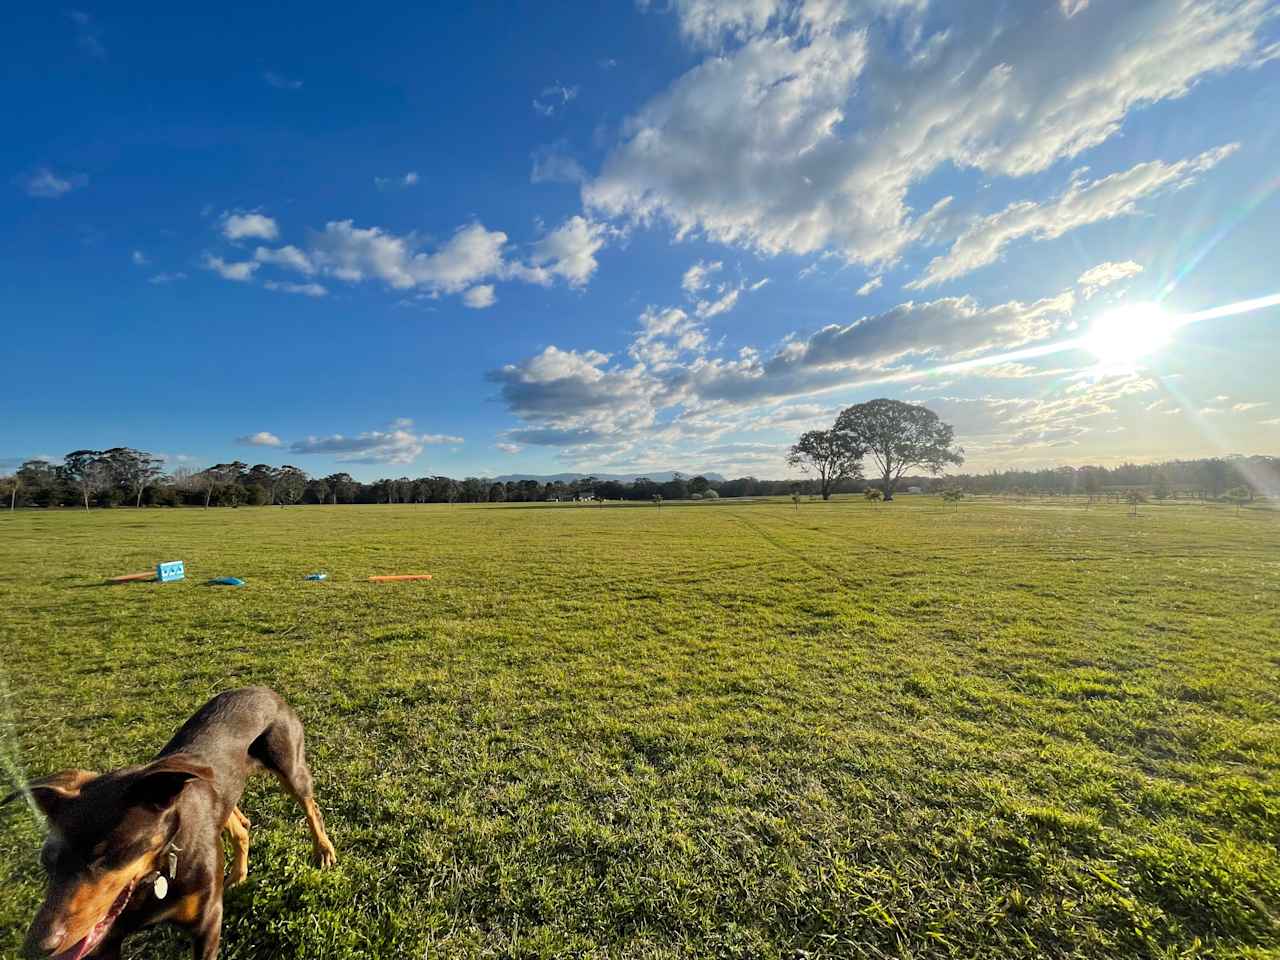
[1082,302,1179,368]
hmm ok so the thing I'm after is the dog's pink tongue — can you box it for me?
[52,935,93,960]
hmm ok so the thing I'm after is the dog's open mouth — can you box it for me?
[52,880,135,960]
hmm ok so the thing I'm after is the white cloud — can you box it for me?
[856,277,883,296]
[237,431,283,447]
[211,215,605,302]
[148,271,186,285]
[131,250,149,266]
[523,216,608,288]
[491,284,1079,458]
[374,171,420,190]
[531,142,587,184]
[1077,260,1144,298]
[311,220,506,292]
[695,287,740,319]
[463,284,497,309]
[1232,401,1269,412]
[202,254,259,282]
[264,71,303,90]
[910,145,1236,288]
[19,168,87,198]
[533,82,579,117]
[681,260,722,295]
[665,0,783,49]
[221,212,279,242]
[495,442,523,454]
[264,280,327,297]
[254,244,315,275]
[589,1,1273,272]
[290,420,463,464]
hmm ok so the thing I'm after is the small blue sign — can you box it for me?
[156,561,185,583]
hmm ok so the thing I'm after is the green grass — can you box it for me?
[1,498,1278,959]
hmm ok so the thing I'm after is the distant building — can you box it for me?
[906,485,923,494]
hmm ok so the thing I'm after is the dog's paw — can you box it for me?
[313,841,337,869]
[227,863,249,886]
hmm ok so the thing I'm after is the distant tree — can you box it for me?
[834,400,963,501]
[702,488,719,500]
[652,493,662,509]
[1199,459,1231,500]
[63,450,112,510]
[786,429,864,500]
[275,465,307,505]
[864,487,883,503]
[941,488,964,509]
[1126,489,1147,517]
[791,490,801,512]
[488,482,506,503]
[16,460,60,507]
[1,473,19,511]
[306,478,332,505]
[1225,485,1251,511]
[325,473,357,504]
[688,475,710,495]
[1152,474,1171,501]
[660,477,689,500]
[102,447,165,507]
[246,464,280,504]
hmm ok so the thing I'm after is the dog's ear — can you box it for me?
[3,769,98,821]
[126,756,215,810]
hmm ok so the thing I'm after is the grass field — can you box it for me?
[1,498,1278,959]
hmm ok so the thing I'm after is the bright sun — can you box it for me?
[1082,302,1178,368]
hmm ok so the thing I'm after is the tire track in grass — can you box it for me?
[724,511,868,591]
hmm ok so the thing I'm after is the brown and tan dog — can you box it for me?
[3,687,336,959]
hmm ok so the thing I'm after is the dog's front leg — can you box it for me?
[191,899,222,960]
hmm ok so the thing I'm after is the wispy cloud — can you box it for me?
[1077,260,1143,299]
[202,254,259,282]
[374,171,420,191]
[264,71,303,90]
[532,81,579,117]
[910,145,1237,288]
[264,280,327,297]
[18,167,87,199]
[289,419,463,464]
[67,10,105,57]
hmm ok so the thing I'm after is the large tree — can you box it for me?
[786,429,864,500]
[62,450,113,510]
[833,399,963,501]
[275,465,308,505]
[102,447,165,507]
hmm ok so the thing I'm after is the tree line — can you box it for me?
[0,451,811,509]
[944,455,1277,500]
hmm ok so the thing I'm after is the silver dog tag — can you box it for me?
[153,874,168,900]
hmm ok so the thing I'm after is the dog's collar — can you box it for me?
[142,841,182,901]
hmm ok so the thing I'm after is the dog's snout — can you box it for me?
[24,921,66,958]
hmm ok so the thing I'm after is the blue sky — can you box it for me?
[3,1,1279,480]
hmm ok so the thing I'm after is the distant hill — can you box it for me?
[493,471,726,484]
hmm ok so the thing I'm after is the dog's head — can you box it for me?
[3,756,213,960]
